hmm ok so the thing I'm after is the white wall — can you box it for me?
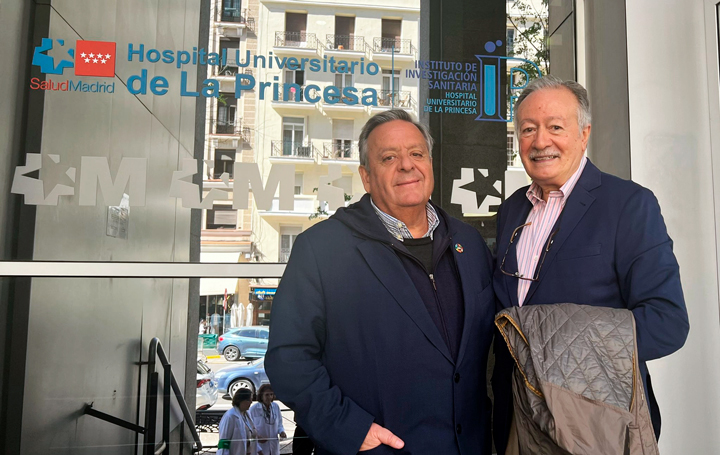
[625,1,720,452]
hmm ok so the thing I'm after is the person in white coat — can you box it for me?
[218,388,263,455]
[249,384,286,455]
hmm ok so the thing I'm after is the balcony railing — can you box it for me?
[373,37,416,55]
[218,63,238,76]
[216,6,254,28]
[326,35,366,51]
[213,118,239,135]
[323,141,359,160]
[377,90,415,108]
[210,119,250,141]
[217,64,252,77]
[275,31,318,49]
[270,140,317,159]
[273,86,306,102]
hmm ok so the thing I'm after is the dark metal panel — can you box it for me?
[429,0,507,241]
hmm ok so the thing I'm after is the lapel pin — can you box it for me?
[454,243,464,253]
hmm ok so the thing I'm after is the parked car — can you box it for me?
[196,359,218,410]
[217,326,269,361]
[214,358,269,399]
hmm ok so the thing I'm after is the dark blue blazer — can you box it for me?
[266,199,495,455]
[491,160,690,454]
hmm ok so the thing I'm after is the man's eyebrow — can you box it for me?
[545,115,567,122]
[376,144,427,153]
[519,115,566,125]
[375,147,399,154]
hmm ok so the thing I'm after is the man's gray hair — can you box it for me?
[513,75,592,133]
[358,109,434,169]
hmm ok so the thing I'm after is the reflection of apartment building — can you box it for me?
[200,0,261,311]
[253,0,421,263]
[198,0,420,323]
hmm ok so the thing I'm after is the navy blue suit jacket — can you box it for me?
[266,200,495,455]
[491,160,689,454]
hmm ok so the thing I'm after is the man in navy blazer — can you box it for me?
[266,110,496,455]
[492,75,690,454]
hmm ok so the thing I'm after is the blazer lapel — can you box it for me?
[502,197,533,308]
[524,161,601,304]
[357,240,454,364]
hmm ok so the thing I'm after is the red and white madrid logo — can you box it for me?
[74,40,116,77]
[31,38,117,93]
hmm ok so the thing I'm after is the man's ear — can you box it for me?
[359,166,372,194]
[581,124,591,151]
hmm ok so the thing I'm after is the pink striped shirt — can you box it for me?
[516,157,587,305]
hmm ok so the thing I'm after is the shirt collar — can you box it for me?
[370,198,440,241]
[526,155,588,205]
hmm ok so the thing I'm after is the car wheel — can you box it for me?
[223,346,240,362]
[228,379,254,398]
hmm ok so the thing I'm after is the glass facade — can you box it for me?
[28,0,720,453]
[1,0,516,451]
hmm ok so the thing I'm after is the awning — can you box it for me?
[200,252,241,263]
[199,252,242,296]
[200,278,239,296]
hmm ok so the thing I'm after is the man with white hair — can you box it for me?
[491,75,690,454]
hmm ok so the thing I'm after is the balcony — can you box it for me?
[211,118,240,135]
[259,196,319,219]
[215,6,255,30]
[318,92,367,113]
[376,90,415,109]
[270,140,318,160]
[217,62,239,77]
[201,229,253,253]
[270,86,318,111]
[373,37,416,54]
[209,120,251,145]
[372,38,417,62]
[216,65,253,80]
[322,141,359,161]
[325,35,367,52]
[274,32,321,56]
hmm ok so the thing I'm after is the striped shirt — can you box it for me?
[370,198,440,241]
[516,156,587,305]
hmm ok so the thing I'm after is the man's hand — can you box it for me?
[279,431,287,439]
[359,423,405,451]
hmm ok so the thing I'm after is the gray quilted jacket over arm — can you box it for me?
[495,303,658,455]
